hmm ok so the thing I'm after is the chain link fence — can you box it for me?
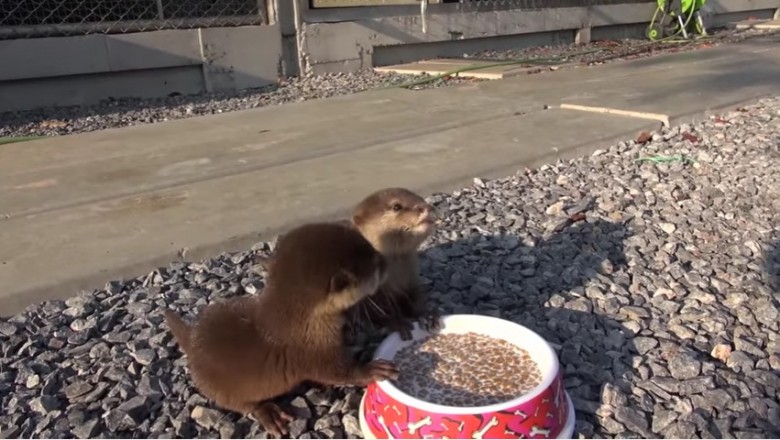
[312,0,650,8]
[0,0,268,40]
[448,0,652,13]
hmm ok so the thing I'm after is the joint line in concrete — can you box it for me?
[558,103,671,127]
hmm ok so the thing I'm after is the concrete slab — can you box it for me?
[374,58,536,79]
[0,109,655,316]
[735,19,780,29]
[2,35,780,315]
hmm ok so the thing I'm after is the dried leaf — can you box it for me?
[681,132,700,144]
[636,131,652,144]
[569,212,586,223]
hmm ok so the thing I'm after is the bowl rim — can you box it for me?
[372,313,561,415]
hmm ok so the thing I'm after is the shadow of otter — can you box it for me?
[765,239,780,304]
[412,216,641,438]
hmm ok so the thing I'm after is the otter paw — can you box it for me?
[419,313,442,333]
[363,359,400,382]
[388,320,415,341]
[254,402,293,438]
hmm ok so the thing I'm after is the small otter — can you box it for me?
[255,188,440,340]
[164,222,398,437]
[348,188,440,340]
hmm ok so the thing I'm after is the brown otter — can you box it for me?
[164,222,398,437]
[256,188,441,340]
[348,188,441,340]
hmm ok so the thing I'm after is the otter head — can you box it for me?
[352,188,439,255]
[268,222,388,315]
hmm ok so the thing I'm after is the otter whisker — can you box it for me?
[366,297,390,317]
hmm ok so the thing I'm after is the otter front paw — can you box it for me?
[419,312,442,333]
[359,359,400,384]
[388,319,415,341]
[253,402,294,438]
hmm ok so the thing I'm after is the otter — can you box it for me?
[164,222,398,438]
[348,187,441,340]
[253,188,440,340]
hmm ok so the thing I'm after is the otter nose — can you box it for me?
[418,204,437,219]
[416,204,431,215]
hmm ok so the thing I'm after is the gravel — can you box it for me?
[467,27,770,67]
[2,27,775,140]
[2,96,780,438]
[0,71,477,139]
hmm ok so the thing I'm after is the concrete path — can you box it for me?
[1,33,779,316]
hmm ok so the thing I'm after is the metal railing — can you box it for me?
[0,0,267,40]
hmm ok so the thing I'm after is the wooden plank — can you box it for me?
[374,58,539,80]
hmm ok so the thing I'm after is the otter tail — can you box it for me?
[164,309,193,354]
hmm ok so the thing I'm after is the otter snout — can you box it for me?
[415,203,440,227]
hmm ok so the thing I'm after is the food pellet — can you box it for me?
[392,332,543,406]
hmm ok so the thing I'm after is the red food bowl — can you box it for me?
[360,314,575,439]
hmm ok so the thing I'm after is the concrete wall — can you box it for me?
[298,0,780,74]
[1,0,778,111]
[0,25,282,112]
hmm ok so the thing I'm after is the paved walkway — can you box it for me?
[1,33,779,316]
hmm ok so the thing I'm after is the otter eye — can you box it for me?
[391,203,403,212]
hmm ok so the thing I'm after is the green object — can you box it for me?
[646,0,708,41]
[636,154,696,164]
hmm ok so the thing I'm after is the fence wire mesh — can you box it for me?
[447,0,652,12]
[0,0,267,40]
[310,0,650,9]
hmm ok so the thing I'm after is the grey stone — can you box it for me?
[659,222,677,234]
[190,406,222,430]
[106,395,151,430]
[127,303,152,316]
[701,389,734,410]
[130,349,157,366]
[634,336,658,355]
[64,381,93,400]
[726,350,755,372]
[288,419,309,438]
[314,414,340,431]
[25,374,40,389]
[614,406,650,436]
[305,388,332,406]
[137,374,163,398]
[29,396,61,414]
[622,306,650,319]
[668,352,701,380]
[342,414,361,438]
[663,421,698,439]
[652,409,678,434]
[0,322,18,337]
[290,396,312,419]
[75,382,109,403]
[678,376,715,395]
[72,419,101,439]
[600,416,626,434]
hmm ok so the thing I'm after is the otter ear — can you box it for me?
[329,270,355,294]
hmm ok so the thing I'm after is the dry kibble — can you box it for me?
[392,332,542,406]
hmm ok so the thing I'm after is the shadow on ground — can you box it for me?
[408,218,639,437]
[765,239,780,302]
